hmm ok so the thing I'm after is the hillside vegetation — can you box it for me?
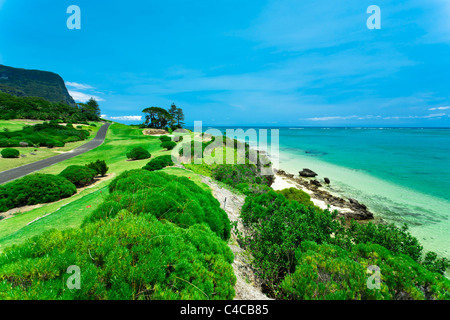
[0,65,75,106]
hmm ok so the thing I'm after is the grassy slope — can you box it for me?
[0,121,103,172]
[0,123,210,251]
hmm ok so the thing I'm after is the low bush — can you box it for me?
[281,241,450,300]
[142,155,174,172]
[86,160,109,177]
[0,174,76,212]
[59,165,97,187]
[87,170,231,240]
[159,135,171,142]
[275,187,314,207]
[126,147,151,160]
[0,212,236,300]
[212,164,272,188]
[161,141,176,150]
[1,148,20,158]
[239,191,343,296]
[234,183,272,196]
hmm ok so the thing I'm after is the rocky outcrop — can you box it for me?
[299,168,318,177]
[276,169,375,221]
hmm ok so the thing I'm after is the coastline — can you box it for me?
[260,144,450,263]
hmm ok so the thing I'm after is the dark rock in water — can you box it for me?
[324,177,330,184]
[310,180,322,187]
[299,168,318,177]
[349,198,367,210]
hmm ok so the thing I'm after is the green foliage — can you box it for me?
[142,155,174,172]
[0,91,99,122]
[275,187,314,207]
[0,174,76,212]
[0,212,236,300]
[281,242,450,300]
[59,165,97,188]
[212,164,272,188]
[87,170,231,241]
[346,220,424,262]
[85,160,109,177]
[159,135,172,142]
[0,121,90,148]
[1,148,20,158]
[234,183,272,196]
[239,191,343,296]
[160,141,176,150]
[126,147,151,160]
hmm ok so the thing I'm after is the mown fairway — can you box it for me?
[0,123,209,251]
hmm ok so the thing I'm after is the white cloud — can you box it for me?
[108,115,142,121]
[65,82,94,90]
[428,106,450,111]
[68,90,104,102]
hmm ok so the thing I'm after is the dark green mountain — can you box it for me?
[0,65,76,107]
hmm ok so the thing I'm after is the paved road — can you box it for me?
[0,123,111,185]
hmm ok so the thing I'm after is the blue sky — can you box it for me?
[0,0,449,126]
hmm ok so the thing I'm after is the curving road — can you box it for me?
[0,123,111,185]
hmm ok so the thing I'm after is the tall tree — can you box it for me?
[175,108,185,128]
[86,98,101,117]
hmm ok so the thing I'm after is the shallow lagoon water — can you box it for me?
[213,126,450,260]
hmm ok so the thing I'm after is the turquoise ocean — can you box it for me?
[202,126,450,261]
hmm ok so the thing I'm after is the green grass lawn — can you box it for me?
[0,119,44,132]
[0,121,103,172]
[0,123,209,251]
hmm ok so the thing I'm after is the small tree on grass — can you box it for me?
[86,160,109,177]
[126,147,151,160]
[1,148,20,158]
[59,165,97,188]
[159,135,171,142]
[142,155,174,171]
[161,141,176,150]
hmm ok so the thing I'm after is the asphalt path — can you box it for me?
[0,123,111,185]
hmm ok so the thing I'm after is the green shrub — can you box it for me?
[86,160,109,177]
[142,155,174,171]
[160,141,176,150]
[87,170,231,240]
[281,241,450,300]
[234,183,272,196]
[59,165,97,188]
[0,174,76,212]
[63,136,81,143]
[239,191,343,296]
[275,187,314,207]
[126,147,151,160]
[159,135,171,142]
[1,148,20,158]
[212,164,272,188]
[0,212,236,300]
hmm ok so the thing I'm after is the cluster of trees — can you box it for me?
[0,92,101,122]
[142,103,185,130]
[0,121,91,148]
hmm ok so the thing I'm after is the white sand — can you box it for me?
[271,173,353,214]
